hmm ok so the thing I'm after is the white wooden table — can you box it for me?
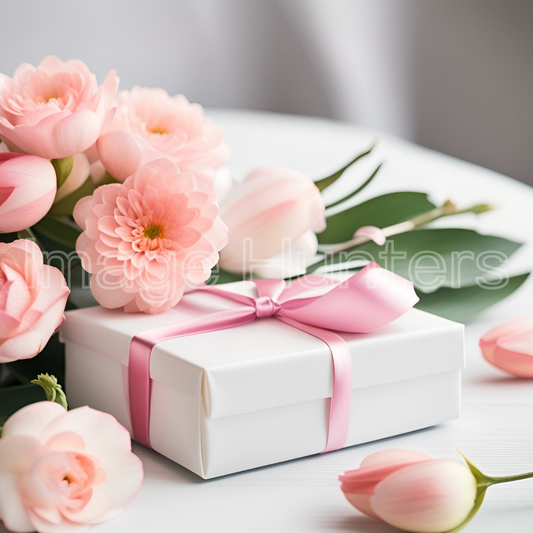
[6,110,533,533]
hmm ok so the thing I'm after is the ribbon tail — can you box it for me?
[276,316,352,453]
[129,307,255,448]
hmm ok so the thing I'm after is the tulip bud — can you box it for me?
[218,166,326,278]
[480,316,533,377]
[0,153,56,232]
[340,450,477,533]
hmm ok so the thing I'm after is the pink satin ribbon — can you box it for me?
[128,263,419,452]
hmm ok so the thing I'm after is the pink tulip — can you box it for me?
[0,239,70,363]
[0,401,143,533]
[96,86,229,186]
[480,316,533,377]
[340,449,477,533]
[218,166,326,278]
[0,153,57,232]
[0,56,118,159]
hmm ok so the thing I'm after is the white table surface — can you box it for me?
[5,110,533,533]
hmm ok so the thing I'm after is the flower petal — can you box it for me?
[370,459,476,533]
[2,402,65,441]
[354,225,387,246]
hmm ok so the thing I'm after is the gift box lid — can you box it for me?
[60,283,465,420]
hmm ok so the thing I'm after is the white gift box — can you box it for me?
[61,284,464,479]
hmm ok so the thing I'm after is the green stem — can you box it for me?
[487,470,533,485]
[446,449,533,533]
[308,200,494,274]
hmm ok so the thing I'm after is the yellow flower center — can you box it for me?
[143,224,164,240]
[45,94,60,103]
[147,125,167,135]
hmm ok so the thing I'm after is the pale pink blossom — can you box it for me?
[480,316,533,377]
[96,87,229,186]
[218,166,326,278]
[0,56,118,159]
[74,158,228,314]
[0,401,143,533]
[0,239,69,363]
[340,449,477,533]
[0,153,56,232]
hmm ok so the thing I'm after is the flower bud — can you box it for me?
[218,166,326,278]
[480,316,533,377]
[0,152,56,232]
[31,373,68,410]
[340,449,477,533]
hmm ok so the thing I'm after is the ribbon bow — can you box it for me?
[129,263,419,452]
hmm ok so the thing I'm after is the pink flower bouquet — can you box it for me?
[0,55,530,532]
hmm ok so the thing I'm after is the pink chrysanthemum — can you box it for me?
[74,159,228,314]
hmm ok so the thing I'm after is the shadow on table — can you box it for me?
[328,515,398,532]
[133,443,206,484]
[475,375,533,386]
[134,424,441,486]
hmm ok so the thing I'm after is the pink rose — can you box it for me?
[74,158,228,314]
[218,166,326,278]
[340,449,477,533]
[0,239,69,363]
[0,153,57,232]
[96,86,229,186]
[0,56,118,159]
[0,401,143,533]
[480,316,533,377]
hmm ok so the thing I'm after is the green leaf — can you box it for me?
[207,267,246,285]
[51,156,75,189]
[32,216,81,250]
[314,228,524,298]
[0,383,46,427]
[456,449,493,486]
[7,332,65,386]
[416,273,530,322]
[314,141,377,192]
[325,163,383,209]
[49,175,96,217]
[336,228,522,293]
[318,192,437,244]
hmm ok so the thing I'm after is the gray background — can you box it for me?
[1,0,532,185]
